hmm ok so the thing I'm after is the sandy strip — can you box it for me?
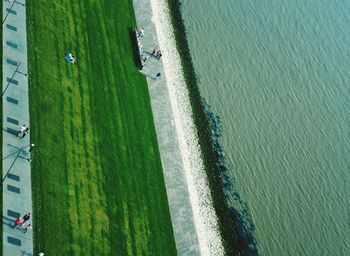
[149,0,225,255]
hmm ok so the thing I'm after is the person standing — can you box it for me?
[151,48,156,56]
[136,27,144,38]
[138,28,144,37]
[14,217,23,227]
[22,127,30,138]
[157,52,162,60]
[22,223,32,233]
[142,55,148,63]
[21,213,31,226]
[17,124,26,138]
[155,72,161,80]
[29,144,35,153]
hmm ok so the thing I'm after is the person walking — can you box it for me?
[22,127,30,138]
[22,223,32,233]
[14,217,23,227]
[136,27,144,38]
[151,48,156,56]
[142,55,149,63]
[157,52,162,60]
[17,124,26,138]
[21,213,31,226]
[155,72,161,80]
[29,144,35,153]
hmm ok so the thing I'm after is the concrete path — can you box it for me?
[2,0,34,255]
[133,1,201,255]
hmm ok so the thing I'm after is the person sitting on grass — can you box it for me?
[65,53,76,64]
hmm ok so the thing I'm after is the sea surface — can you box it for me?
[181,0,350,255]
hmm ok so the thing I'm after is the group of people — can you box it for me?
[141,48,162,68]
[14,212,32,233]
[17,124,30,138]
[151,49,162,60]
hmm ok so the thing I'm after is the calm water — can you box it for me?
[181,0,350,255]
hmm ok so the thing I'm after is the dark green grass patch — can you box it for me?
[27,0,176,255]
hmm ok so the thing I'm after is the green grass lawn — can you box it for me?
[27,0,176,255]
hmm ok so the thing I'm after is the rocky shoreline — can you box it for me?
[163,0,258,255]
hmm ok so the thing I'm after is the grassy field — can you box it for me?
[27,0,176,255]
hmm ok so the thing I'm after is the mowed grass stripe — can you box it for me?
[28,0,176,255]
[65,2,93,254]
[29,1,108,254]
[84,3,133,253]
[75,8,112,250]
[28,0,72,252]
[63,1,110,254]
[54,7,82,256]
[83,1,174,254]
[57,3,83,254]
[73,2,110,254]
[97,2,165,253]
[85,4,133,253]
[105,2,175,252]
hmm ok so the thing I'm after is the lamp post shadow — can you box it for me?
[140,72,156,81]
[2,215,15,228]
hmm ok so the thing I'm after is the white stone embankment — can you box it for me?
[149,0,225,255]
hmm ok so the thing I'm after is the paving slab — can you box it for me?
[2,0,33,255]
[133,0,201,255]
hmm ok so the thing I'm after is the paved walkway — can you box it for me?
[2,0,33,255]
[133,0,201,255]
